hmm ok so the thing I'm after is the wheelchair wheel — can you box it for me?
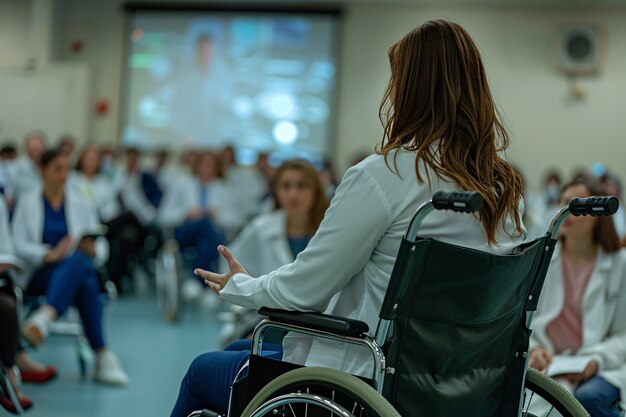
[155,240,183,322]
[521,368,590,417]
[240,367,401,417]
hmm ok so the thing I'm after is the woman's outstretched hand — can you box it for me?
[194,245,248,293]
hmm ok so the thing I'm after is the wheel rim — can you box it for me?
[250,393,355,417]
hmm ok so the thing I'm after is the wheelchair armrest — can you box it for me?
[258,307,369,338]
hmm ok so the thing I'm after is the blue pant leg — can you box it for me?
[30,252,94,316]
[170,350,250,417]
[175,218,225,278]
[574,376,622,417]
[72,261,105,350]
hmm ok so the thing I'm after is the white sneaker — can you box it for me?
[94,350,129,386]
[181,279,203,303]
[22,309,52,347]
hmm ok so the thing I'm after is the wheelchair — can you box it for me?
[154,229,186,323]
[189,190,620,417]
[155,221,225,323]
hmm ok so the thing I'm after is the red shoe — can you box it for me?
[0,393,33,414]
[21,365,57,384]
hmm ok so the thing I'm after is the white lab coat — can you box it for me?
[110,168,156,225]
[68,171,121,222]
[220,149,526,378]
[158,176,243,236]
[220,210,293,277]
[12,158,41,197]
[0,160,17,201]
[530,244,626,408]
[11,188,109,289]
[0,197,22,268]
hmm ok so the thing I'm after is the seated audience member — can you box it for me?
[140,149,171,209]
[529,178,626,417]
[169,20,527,417]
[600,172,626,241]
[70,145,120,223]
[220,146,265,222]
[13,131,46,197]
[70,145,144,293]
[0,144,18,211]
[113,148,158,226]
[319,158,338,200]
[1,196,58,414]
[219,160,330,340]
[11,149,129,386]
[158,151,231,300]
[57,134,76,161]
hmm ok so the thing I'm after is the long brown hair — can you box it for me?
[378,20,523,244]
[561,178,621,254]
[272,160,329,235]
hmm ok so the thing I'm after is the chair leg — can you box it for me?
[0,367,24,415]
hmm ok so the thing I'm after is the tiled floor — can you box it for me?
[15,293,223,417]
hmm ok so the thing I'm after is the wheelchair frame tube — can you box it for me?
[404,202,434,242]
[252,320,388,393]
[547,206,571,240]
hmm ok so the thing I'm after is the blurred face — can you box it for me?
[275,169,315,215]
[197,154,217,182]
[42,156,69,190]
[125,151,139,172]
[197,39,214,70]
[559,184,596,240]
[26,137,45,163]
[81,148,100,176]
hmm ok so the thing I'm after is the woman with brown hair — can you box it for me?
[217,160,329,344]
[222,159,329,277]
[171,20,525,416]
[529,178,626,417]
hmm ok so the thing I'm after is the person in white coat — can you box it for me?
[158,152,238,297]
[11,149,129,386]
[12,132,46,198]
[529,178,626,417]
[70,145,146,293]
[169,20,527,417]
[218,159,329,344]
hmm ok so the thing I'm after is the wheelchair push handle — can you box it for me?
[568,196,619,217]
[432,191,484,213]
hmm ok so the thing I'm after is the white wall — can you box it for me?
[0,0,91,146]
[0,0,30,68]
[336,5,626,189]
[14,1,626,189]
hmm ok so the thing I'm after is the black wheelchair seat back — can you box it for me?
[380,234,556,417]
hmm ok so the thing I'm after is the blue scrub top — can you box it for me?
[42,196,68,246]
[287,235,310,259]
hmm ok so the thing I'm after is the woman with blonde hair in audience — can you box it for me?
[11,149,129,386]
[529,177,626,417]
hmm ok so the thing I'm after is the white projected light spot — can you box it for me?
[273,121,299,144]
[269,93,297,118]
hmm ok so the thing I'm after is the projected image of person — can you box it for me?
[169,33,231,147]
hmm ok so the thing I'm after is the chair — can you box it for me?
[191,191,618,417]
[0,359,24,415]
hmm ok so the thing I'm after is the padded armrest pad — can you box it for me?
[258,307,369,338]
